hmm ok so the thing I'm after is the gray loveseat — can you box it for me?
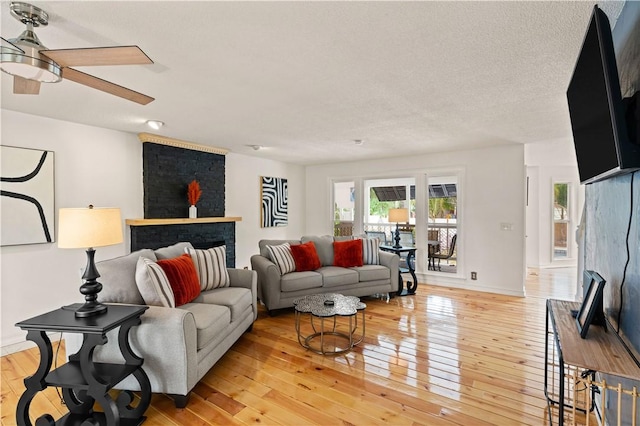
[65,242,257,407]
[250,236,399,313]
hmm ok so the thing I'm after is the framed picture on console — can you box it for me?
[576,270,606,339]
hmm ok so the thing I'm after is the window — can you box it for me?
[331,170,463,277]
[333,181,355,236]
[364,177,415,245]
[427,175,458,274]
[553,182,570,259]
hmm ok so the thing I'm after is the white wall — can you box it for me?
[225,153,305,269]
[0,109,306,351]
[0,109,531,349]
[1,109,144,351]
[305,144,527,297]
[525,139,583,268]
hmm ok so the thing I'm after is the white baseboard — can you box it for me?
[1,332,62,356]
[416,272,526,297]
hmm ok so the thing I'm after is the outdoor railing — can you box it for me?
[333,221,457,272]
[334,221,354,237]
[334,221,457,255]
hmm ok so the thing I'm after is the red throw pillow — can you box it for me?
[333,239,363,267]
[290,241,322,272]
[157,254,201,306]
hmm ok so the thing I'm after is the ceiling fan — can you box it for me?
[0,2,154,105]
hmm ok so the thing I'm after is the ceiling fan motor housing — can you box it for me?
[1,2,62,82]
[2,1,154,104]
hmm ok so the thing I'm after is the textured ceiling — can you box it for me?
[0,1,624,165]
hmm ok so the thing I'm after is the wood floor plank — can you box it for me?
[2,267,595,425]
[233,332,537,425]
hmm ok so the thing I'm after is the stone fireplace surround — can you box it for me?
[127,134,240,267]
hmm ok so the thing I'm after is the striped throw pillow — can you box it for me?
[362,238,380,265]
[265,243,296,274]
[134,257,176,307]
[185,246,230,290]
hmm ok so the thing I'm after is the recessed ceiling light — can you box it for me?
[354,139,364,146]
[145,120,164,130]
[249,145,263,151]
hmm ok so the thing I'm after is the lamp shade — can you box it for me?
[58,207,123,249]
[388,208,409,223]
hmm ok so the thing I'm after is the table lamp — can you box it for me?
[58,205,123,318]
[389,208,409,249]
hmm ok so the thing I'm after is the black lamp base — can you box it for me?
[393,224,402,248]
[76,248,108,318]
[75,300,108,318]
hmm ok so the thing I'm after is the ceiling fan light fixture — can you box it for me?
[1,51,61,82]
[145,120,164,130]
[1,2,61,83]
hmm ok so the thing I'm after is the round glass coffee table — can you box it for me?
[293,293,366,355]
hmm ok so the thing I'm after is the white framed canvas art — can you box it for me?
[260,176,288,227]
[1,146,55,246]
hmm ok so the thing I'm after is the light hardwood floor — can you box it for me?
[1,268,582,425]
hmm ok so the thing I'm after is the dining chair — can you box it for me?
[398,231,414,246]
[432,234,457,271]
[365,230,387,246]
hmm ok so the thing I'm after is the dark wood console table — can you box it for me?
[545,299,640,425]
[379,245,418,296]
[15,304,150,426]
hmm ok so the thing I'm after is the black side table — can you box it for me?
[379,245,418,296]
[15,304,150,426]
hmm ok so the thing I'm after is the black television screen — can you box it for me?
[567,6,640,184]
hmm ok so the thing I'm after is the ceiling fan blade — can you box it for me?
[62,67,154,105]
[41,46,153,67]
[1,36,25,53]
[14,76,41,94]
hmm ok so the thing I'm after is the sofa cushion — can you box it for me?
[318,266,359,287]
[179,303,230,350]
[186,246,230,290]
[301,235,334,266]
[362,238,380,265]
[97,249,156,304]
[135,257,176,307]
[266,243,296,274]
[333,239,363,268]
[280,271,323,292]
[258,239,301,258]
[350,264,390,282]
[154,242,194,260]
[290,241,321,272]
[193,287,252,322]
[157,254,201,306]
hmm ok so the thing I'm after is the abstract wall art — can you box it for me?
[261,176,287,227]
[1,146,55,246]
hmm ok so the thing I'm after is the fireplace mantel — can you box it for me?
[126,217,242,226]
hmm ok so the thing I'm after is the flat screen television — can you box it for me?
[567,5,640,185]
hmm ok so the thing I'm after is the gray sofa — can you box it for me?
[250,236,399,313]
[65,242,257,408]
